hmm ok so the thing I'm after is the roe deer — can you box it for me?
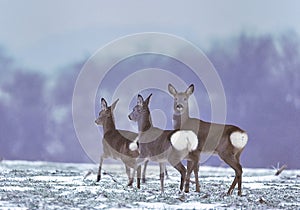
[168,84,248,196]
[128,93,198,193]
[95,98,142,188]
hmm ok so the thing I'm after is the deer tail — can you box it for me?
[129,136,139,151]
[170,130,198,152]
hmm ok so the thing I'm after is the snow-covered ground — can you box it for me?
[0,160,299,209]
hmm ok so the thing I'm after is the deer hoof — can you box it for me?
[184,185,190,193]
[227,189,233,196]
[127,178,134,187]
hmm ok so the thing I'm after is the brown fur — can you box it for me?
[95,98,141,188]
[128,94,188,193]
[169,83,248,196]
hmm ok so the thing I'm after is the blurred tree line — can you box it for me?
[0,32,299,167]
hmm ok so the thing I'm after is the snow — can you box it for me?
[0,160,299,209]
[0,186,33,192]
[136,201,222,209]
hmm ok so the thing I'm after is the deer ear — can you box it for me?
[144,93,152,106]
[168,83,177,96]
[137,94,144,106]
[185,84,194,96]
[111,98,119,111]
[101,98,108,110]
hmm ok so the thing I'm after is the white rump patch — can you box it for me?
[170,130,198,152]
[230,131,248,149]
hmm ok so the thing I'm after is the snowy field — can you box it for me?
[0,160,299,209]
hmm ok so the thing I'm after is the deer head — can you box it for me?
[95,98,119,126]
[128,94,152,132]
[168,83,194,116]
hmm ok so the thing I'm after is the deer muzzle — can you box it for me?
[176,104,184,111]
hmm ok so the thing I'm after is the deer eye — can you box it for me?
[184,98,187,101]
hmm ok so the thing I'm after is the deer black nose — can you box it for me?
[176,104,183,110]
[128,115,131,120]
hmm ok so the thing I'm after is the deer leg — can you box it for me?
[230,163,242,196]
[185,152,199,193]
[136,165,141,189]
[126,165,134,187]
[185,160,195,193]
[236,152,243,196]
[173,162,187,192]
[136,157,146,167]
[228,175,238,195]
[125,165,131,179]
[96,155,104,182]
[165,166,169,180]
[159,163,166,193]
[194,162,200,192]
[133,157,147,188]
[220,152,243,196]
[142,160,149,183]
[238,172,242,196]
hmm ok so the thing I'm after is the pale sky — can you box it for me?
[1,0,300,167]
[1,0,300,72]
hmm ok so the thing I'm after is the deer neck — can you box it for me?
[173,110,189,129]
[103,117,116,135]
[138,112,153,133]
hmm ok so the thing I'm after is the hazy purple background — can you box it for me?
[0,1,299,168]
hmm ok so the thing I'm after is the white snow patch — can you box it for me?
[0,177,27,182]
[243,182,273,189]
[31,175,84,187]
[136,201,223,209]
[0,186,33,191]
[0,201,27,210]
[243,175,280,183]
